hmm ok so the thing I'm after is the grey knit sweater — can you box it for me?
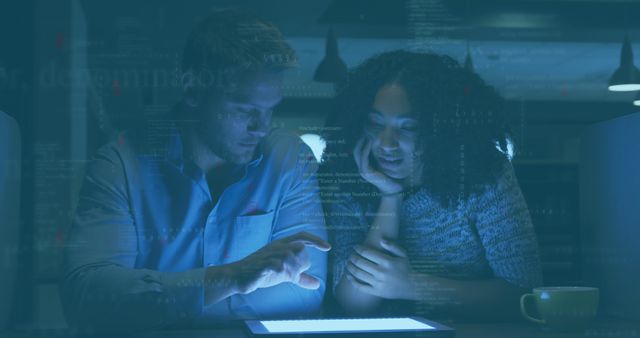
[325,163,543,314]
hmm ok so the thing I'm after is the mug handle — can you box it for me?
[520,293,545,325]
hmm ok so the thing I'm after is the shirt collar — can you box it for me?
[247,142,265,168]
[167,128,185,170]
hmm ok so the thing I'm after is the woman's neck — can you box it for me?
[402,162,424,190]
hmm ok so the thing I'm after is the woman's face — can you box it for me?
[364,83,422,181]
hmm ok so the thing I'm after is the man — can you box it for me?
[61,8,329,332]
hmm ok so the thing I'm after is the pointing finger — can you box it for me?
[288,232,331,251]
[296,273,321,290]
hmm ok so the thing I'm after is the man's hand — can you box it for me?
[229,232,331,295]
[345,239,417,300]
[353,138,403,195]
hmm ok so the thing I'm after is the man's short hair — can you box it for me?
[181,8,296,97]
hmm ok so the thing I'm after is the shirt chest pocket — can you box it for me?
[225,211,275,263]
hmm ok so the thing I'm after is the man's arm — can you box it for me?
[232,142,329,318]
[60,144,237,332]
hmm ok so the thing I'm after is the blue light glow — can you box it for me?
[608,84,640,92]
[260,318,434,333]
[299,134,326,162]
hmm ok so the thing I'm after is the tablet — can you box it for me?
[245,317,455,337]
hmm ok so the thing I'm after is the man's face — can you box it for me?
[197,70,283,165]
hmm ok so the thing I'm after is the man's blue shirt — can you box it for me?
[61,128,327,330]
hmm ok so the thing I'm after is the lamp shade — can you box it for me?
[313,27,347,83]
[608,35,640,92]
[464,44,474,72]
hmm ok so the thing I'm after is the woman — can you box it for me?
[320,50,542,320]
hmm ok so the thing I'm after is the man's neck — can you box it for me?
[183,126,226,174]
[182,130,242,205]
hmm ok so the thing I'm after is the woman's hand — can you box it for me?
[345,239,417,300]
[353,137,403,195]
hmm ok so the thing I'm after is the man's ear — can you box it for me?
[180,70,199,107]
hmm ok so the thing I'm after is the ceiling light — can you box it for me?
[313,27,347,84]
[464,42,474,72]
[608,34,640,92]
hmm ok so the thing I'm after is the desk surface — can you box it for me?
[1,319,638,338]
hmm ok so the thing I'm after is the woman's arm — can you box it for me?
[363,194,402,246]
[342,237,528,320]
[338,163,543,319]
[406,162,542,320]
[335,194,403,315]
[412,273,528,320]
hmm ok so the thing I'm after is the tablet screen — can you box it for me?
[258,318,435,333]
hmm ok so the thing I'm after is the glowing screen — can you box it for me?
[259,318,434,333]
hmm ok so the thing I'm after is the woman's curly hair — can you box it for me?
[320,50,514,208]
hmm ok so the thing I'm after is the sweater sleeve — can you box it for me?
[472,163,544,289]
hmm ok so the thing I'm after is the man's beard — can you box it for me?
[202,129,254,165]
